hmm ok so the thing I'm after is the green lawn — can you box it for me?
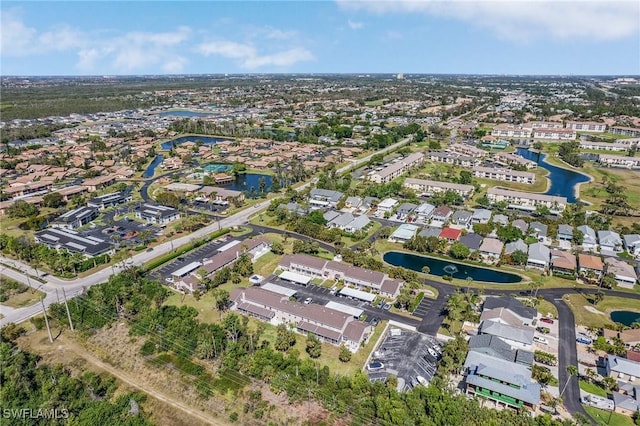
[535,299,559,319]
[564,294,640,329]
[579,380,608,398]
[583,406,635,426]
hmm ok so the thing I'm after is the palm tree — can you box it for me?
[560,365,579,397]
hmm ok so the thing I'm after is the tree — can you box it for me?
[6,200,39,218]
[258,176,267,195]
[535,204,551,217]
[232,253,254,277]
[42,192,65,208]
[308,209,327,226]
[449,242,470,260]
[305,333,322,358]
[338,344,352,362]
[213,289,230,312]
[532,141,543,151]
[601,273,617,289]
[496,225,523,243]
[421,266,430,275]
[275,324,296,351]
[270,241,284,255]
[510,250,528,266]
[560,365,579,397]
[155,191,181,208]
[459,170,473,185]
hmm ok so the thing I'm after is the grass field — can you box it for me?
[579,380,608,398]
[1,290,46,308]
[583,405,635,426]
[563,294,640,329]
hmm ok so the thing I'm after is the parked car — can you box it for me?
[416,376,428,386]
[576,336,592,345]
[533,336,548,345]
[371,318,379,327]
[540,317,554,324]
[382,303,392,311]
[303,297,313,305]
[427,347,439,358]
[376,301,384,309]
[367,361,384,371]
[536,327,551,334]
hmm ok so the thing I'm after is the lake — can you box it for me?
[610,310,640,327]
[158,110,214,118]
[515,148,590,203]
[161,135,233,150]
[143,155,163,178]
[383,251,523,283]
[224,173,274,197]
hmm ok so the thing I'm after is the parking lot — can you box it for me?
[412,296,435,319]
[367,327,441,391]
[151,233,235,281]
[86,219,160,247]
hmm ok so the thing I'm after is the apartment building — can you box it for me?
[472,166,535,184]
[404,178,474,198]
[532,128,577,141]
[51,206,99,230]
[565,121,607,133]
[610,127,640,138]
[493,153,537,169]
[426,151,479,167]
[579,141,629,152]
[230,286,372,352]
[135,203,181,225]
[368,152,425,184]
[35,227,113,257]
[491,124,532,138]
[526,121,563,130]
[598,154,640,169]
[486,188,567,213]
[448,143,488,158]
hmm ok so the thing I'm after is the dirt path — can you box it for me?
[57,335,227,426]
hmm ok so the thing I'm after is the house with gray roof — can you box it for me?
[483,296,537,323]
[512,219,528,234]
[623,234,640,259]
[389,224,419,243]
[492,214,509,226]
[606,355,640,384]
[327,212,355,229]
[362,197,378,211]
[419,226,442,239]
[604,257,637,289]
[463,351,540,409]
[599,230,624,253]
[558,224,574,241]
[309,189,344,208]
[414,202,435,222]
[529,221,549,244]
[471,208,492,224]
[479,320,535,350]
[344,215,371,234]
[451,210,473,227]
[613,383,640,416]
[504,239,528,255]
[460,233,483,251]
[323,210,341,223]
[280,202,308,216]
[468,334,533,366]
[578,225,598,251]
[396,202,417,221]
[527,242,550,270]
[345,196,362,209]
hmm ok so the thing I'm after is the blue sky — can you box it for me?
[2,1,639,76]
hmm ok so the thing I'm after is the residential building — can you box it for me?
[463,351,540,410]
[604,258,637,288]
[557,224,574,241]
[479,238,504,262]
[511,219,529,235]
[377,198,399,214]
[51,206,99,230]
[427,151,479,167]
[83,174,117,192]
[390,224,420,243]
[448,143,488,158]
[472,166,535,185]
[598,230,623,253]
[492,214,509,226]
[403,178,474,198]
[527,243,550,270]
[504,239,528,256]
[578,225,598,251]
[527,121,563,130]
[450,210,472,227]
[578,253,604,280]
[229,287,372,352]
[414,203,435,222]
[35,228,113,257]
[483,297,537,325]
[579,141,629,152]
[491,124,533,139]
[368,152,425,184]
[532,128,577,141]
[468,334,533,366]
[199,238,272,277]
[605,355,640,384]
[550,250,577,276]
[431,205,452,223]
[612,383,640,416]
[135,203,180,225]
[343,215,371,234]
[471,208,492,224]
[565,121,607,133]
[199,186,245,203]
[344,196,362,209]
[529,221,550,245]
[309,189,344,208]
[598,154,640,169]
[493,153,537,169]
[479,321,535,350]
[610,126,640,138]
[487,188,567,213]
[623,234,640,258]
[439,227,462,243]
[396,203,417,221]
[87,192,131,209]
[419,226,442,239]
[460,233,483,251]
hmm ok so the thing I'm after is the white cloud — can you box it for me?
[336,0,640,41]
[196,40,314,69]
[348,19,365,30]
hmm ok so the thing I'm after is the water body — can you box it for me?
[158,110,214,118]
[610,310,640,327]
[223,173,274,197]
[161,135,233,150]
[383,251,522,283]
[515,148,590,203]
[143,155,163,178]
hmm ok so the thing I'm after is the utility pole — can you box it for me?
[41,298,53,343]
[55,289,60,303]
[62,288,74,331]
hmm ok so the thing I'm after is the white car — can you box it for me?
[416,376,428,386]
[303,297,313,304]
[533,336,548,345]
[427,347,439,358]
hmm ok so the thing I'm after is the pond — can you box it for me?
[161,135,233,150]
[610,310,640,327]
[383,251,523,283]
[143,155,163,178]
[158,110,214,118]
[224,173,274,197]
[515,148,590,203]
